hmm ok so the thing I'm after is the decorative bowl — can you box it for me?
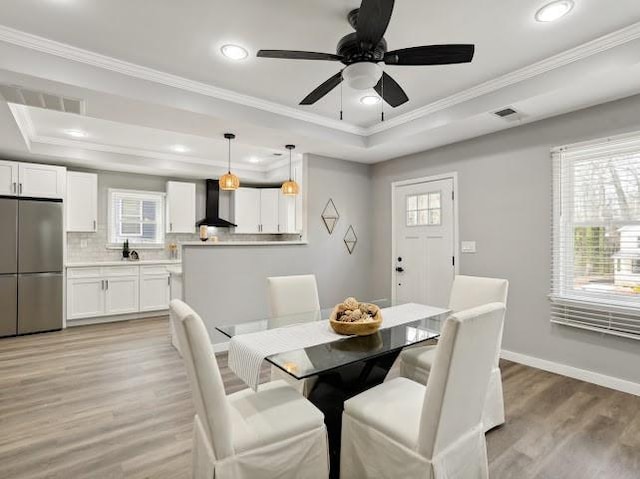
[329,301,383,336]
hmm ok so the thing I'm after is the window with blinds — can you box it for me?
[108,189,165,246]
[551,133,640,340]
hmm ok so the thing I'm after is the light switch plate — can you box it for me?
[461,241,476,253]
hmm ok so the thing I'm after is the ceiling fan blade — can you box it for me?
[384,44,475,66]
[300,72,343,105]
[374,72,408,107]
[356,0,395,47]
[257,50,342,61]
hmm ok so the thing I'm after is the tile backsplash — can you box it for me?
[66,224,300,263]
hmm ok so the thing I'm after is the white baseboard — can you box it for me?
[501,349,640,397]
[66,310,169,327]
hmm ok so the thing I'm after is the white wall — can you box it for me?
[370,94,640,384]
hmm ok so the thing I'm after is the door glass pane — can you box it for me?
[406,195,417,211]
[418,210,429,225]
[429,192,441,209]
[429,209,441,225]
[418,194,429,209]
[406,211,417,226]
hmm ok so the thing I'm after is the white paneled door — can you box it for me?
[393,177,456,308]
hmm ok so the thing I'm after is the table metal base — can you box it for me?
[307,350,400,479]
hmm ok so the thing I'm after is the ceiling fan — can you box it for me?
[256,0,475,109]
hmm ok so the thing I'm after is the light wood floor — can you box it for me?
[0,317,638,479]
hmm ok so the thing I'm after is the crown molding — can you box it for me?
[2,21,640,139]
[0,25,367,136]
[367,21,640,135]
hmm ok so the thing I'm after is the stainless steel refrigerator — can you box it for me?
[0,197,63,337]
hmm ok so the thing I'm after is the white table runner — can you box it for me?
[228,303,448,390]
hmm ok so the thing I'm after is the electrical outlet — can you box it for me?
[461,241,476,253]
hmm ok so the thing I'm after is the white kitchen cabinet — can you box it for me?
[67,171,98,232]
[0,160,19,196]
[260,189,280,233]
[233,187,261,233]
[104,275,139,315]
[66,276,105,320]
[139,266,170,312]
[66,264,175,320]
[166,181,196,234]
[233,187,288,234]
[278,192,297,233]
[18,163,65,199]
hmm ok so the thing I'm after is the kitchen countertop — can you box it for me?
[66,259,182,268]
[166,266,182,276]
[181,241,307,247]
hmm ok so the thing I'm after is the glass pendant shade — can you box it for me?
[281,180,299,196]
[219,132,239,191]
[281,144,299,196]
[219,172,240,191]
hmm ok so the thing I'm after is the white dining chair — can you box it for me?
[341,303,506,479]
[170,300,329,479]
[267,274,321,396]
[397,275,509,431]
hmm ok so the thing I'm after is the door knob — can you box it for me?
[395,267,405,273]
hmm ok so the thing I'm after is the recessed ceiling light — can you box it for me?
[64,129,87,138]
[535,0,574,22]
[171,144,189,153]
[221,44,248,61]
[360,95,381,106]
[248,156,261,164]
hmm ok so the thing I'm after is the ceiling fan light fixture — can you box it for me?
[535,0,574,22]
[342,62,383,90]
[221,44,248,60]
[360,95,381,106]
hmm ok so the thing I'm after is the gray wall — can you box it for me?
[183,154,374,342]
[371,94,640,384]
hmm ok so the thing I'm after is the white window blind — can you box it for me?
[551,133,640,340]
[109,189,165,246]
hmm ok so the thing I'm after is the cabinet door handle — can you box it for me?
[18,183,22,195]
[170,222,173,232]
[105,280,109,290]
[12,182,16,194]
[101,280,104,290]
[93,220,97,230]
[167,276,170,286]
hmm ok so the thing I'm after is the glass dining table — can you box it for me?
[216,299,449,478]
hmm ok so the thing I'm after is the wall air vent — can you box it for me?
[0,84,85,115]
[493,107,518,118]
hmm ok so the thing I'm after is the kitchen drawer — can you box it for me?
[140,265,169,276]
[67,267,102,278]
[103,266,139,277]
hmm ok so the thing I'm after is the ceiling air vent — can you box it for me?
[0,84,85,115]
[493,107,518,118]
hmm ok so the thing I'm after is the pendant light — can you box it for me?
[219,133,240,191]
[281,144,300,196]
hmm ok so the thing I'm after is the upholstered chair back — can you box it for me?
[418,303,506,459]
[267,275,321,318]
[448,275,509,313]
[170,300,234,460]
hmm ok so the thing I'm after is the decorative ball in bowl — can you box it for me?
[329,297,383,336]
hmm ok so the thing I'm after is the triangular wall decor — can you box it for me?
[344,225,357,254]
[321,198,340,234]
